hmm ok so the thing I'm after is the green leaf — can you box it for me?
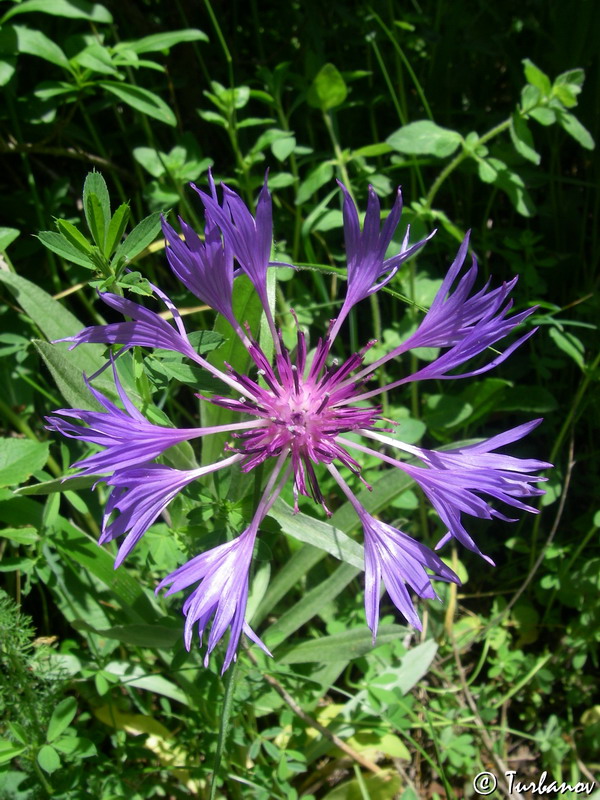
[33,340,104,410]
[37,744,61,774]
[47,697,77,743]
[270,499,364,569]
[370,639,439,694]
[485,158,535,217]
[104,661,188,704]
[115,29,208,54]
[1,0,112,24]
[99,81,177,126]
[200,275,264,467]
[112,211,162,264]
[53,735,96,757]
[321,771,402,800]
[387,120,462,158]
[548,327,585,368]
[307,63,347,111]
[263,562,360,650]
[0,227,19,250]
[0,526,38,544]
[55,220,93,254]
[0,740,27,765]
[85,193,107,250]
[36,230,95,268]
[0,439,49,488]
[105,203,130,258]
[353,143,394,157]
[133,146,166,178]
[83,172,111,237]
[528,106,556,126]
[556,109,595,150]
[74,621,180,648]
[0,56,16,86]
[271,134,296,161]
[296,161,334,205]
[509,112,541,164]
[14,475,97,495]
[9,25,71,70]
[72,43,117,75]
[279,625,408,664]
[55,517,158,621]
[522,58,552,96]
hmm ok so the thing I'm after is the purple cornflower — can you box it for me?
[49,176,550,670]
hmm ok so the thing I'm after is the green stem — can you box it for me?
[210,658,238,800]
[322,110,353,197]
[529,349,600,566]
[424,119,511,211]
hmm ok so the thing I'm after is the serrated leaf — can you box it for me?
[105,203,130,257]
[509,113,541,164]
[112,211,162,264]
[55,219,93,254]
[115,29,208,54]
[36,231,95,268]
[0,439,49,487]
[85,193,107,250]
[1,0,112,24]
[522,58,551,96]
[47,697,77,743]
[83,172,111,234]
[307,63,347,111]
[99,81,177,126]
[387,120,462,158]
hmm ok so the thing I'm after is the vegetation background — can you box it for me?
[0,0,598,798]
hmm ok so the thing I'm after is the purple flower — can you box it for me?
[49,176,549,669]
[330,184,434,341]
[162,212,239,333]
[192,173,273,316]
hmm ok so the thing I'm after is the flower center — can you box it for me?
[210,329,380,506]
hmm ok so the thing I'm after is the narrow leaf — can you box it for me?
[112,211,162,264]
[115,29,208,54]
[55,219,93,253]
[99,81,177,126]
[279,624,408,664]
[1,0,112,24]
[47,697,77,743]
[36,231,95,268]
[105,203,130,258]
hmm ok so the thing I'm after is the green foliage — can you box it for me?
[0,1,598,798]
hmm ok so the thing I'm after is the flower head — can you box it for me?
[49,176,549,669]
